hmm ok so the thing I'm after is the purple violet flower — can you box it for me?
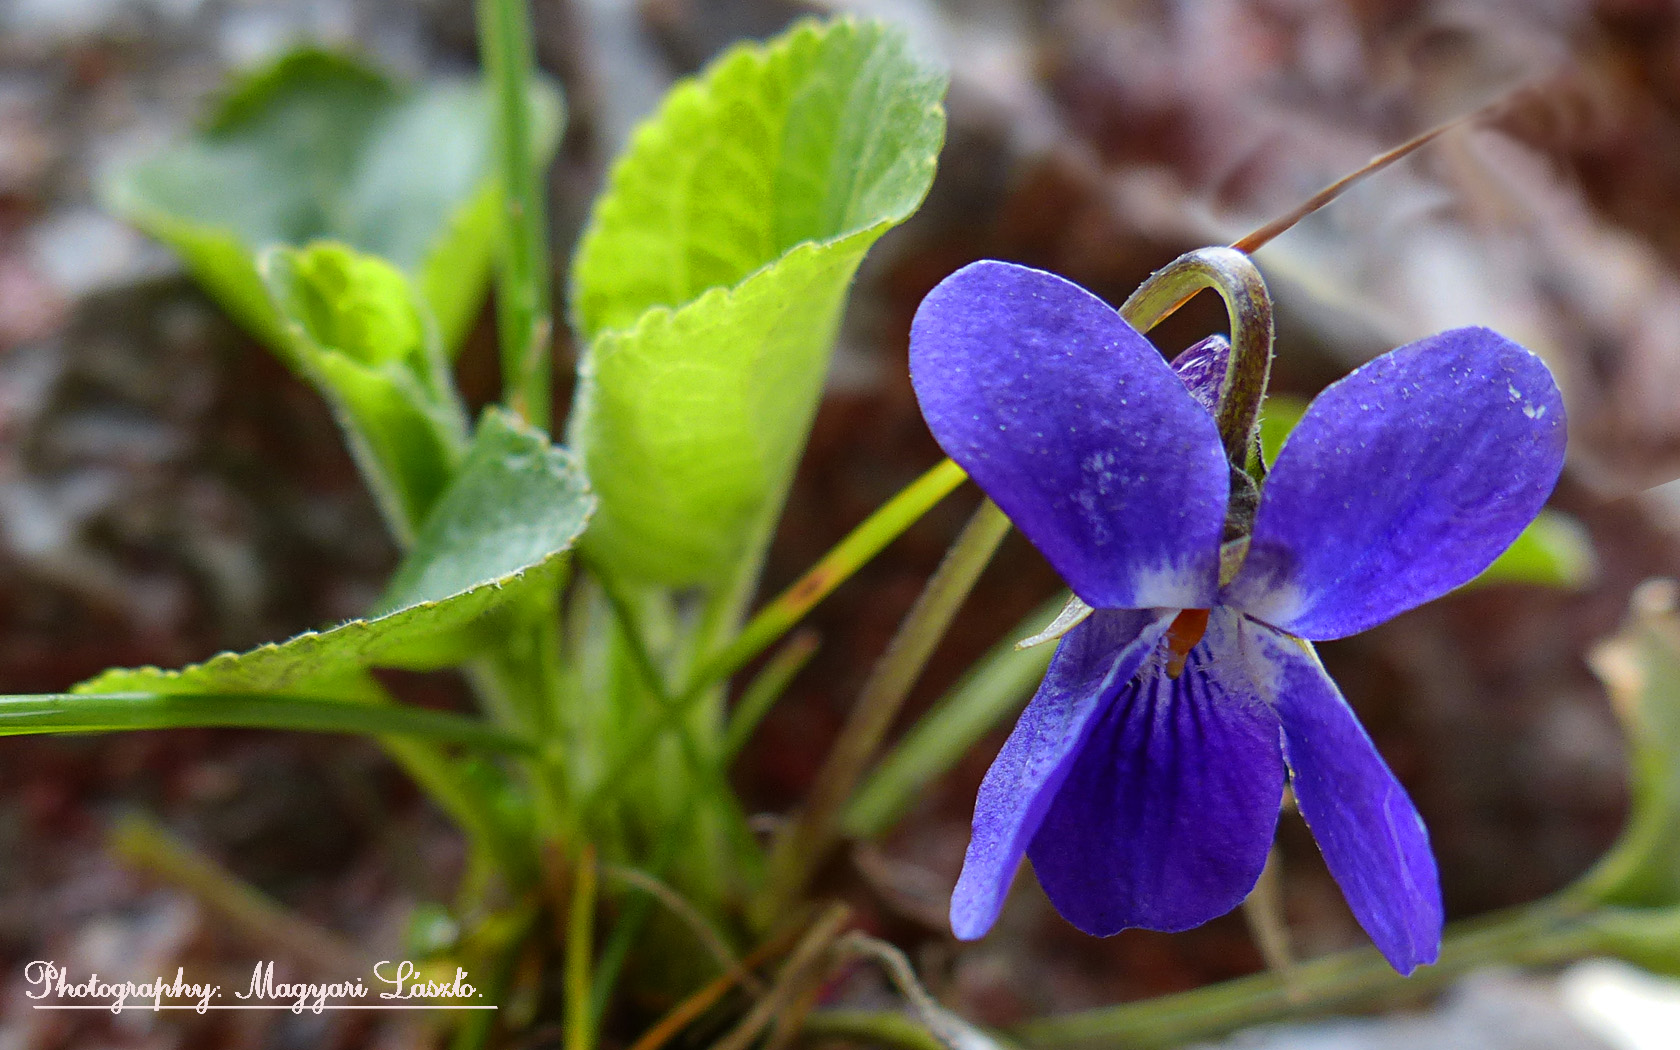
[909,260,1566,974]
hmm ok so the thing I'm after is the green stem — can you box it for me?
[688,458,969,695]
[452,902,540,1050]
[802,1009,955,1050]
[566,847,599,1050]
[724,630,820,761]
[588,793,697,1022]
[111,815,370,975]
[761,499,1013,924]
[468,594,574,845]
[478,0,553,430]
[383,736,533,888]
[581,457,969,816]
[1017,897,1603,1049]
[1120,247,1273,480]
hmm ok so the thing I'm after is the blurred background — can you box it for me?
[4,0,1680,1046]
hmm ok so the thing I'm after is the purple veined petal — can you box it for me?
[911,261,1229,610]
[1222,328,1566,640]
[1248,622,1443,974]
[1027,607,1286,935]
[951,608,1175,940]
[1171,334,1230,416]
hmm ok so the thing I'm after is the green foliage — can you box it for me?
[264,242,468,542]
[103,49,563,360]
[270,242,426,367]
[76,411,593,696]
[569,18,946,585]
[1471,509,1597,590]
[379,410,594,612]
[1256,394,1308,467]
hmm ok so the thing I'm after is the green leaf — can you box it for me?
[77,410,593,695]
[269,241,428,367]
[263,242,468,541]
[1257,394,1308,468]
[1468,509,1597,590]
[0,692,532,752]
[378,410,593,612]
[1259,394,1593,591]
[103,49,563,361]
[568,17,946,584]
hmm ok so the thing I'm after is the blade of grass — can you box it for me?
[0,692,536,752]
[843,595,1064,839]
[601,862,755,989]
[624,921,803,1050]
[478,0,553,428]
[762,500,1012,922]
[1230,81,1549,255]
[688,458,968,695]
[723,630,819,761]
[712,903,851,1050]
[1016,897,1600,1049]
[111,814,370,975]
[565,846,599,1050]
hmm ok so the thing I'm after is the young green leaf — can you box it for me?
[569,17,947,584]
[103,49,563,360]
[264,242,469,543]
[76,410,593,696]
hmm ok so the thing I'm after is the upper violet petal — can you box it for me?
[1170,334,1230,415]
[911,261,1229,610]
[1027,607,1285,934]
[951,608,1173,940]
[1223,328,1566,639]
[1248,622,1443,973]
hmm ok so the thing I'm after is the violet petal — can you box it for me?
[1251,622,1443,973]
[1170,334,1230,415]
[1027,607,1285,934]
[951,608,1174,940]
[911,261,1229,610]
[1223,328,1566,639]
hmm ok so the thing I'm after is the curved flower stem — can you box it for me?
[1120,247,1274,477]
[1015,896,1603,1049]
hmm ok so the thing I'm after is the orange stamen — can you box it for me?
[1165,608,1211,679]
